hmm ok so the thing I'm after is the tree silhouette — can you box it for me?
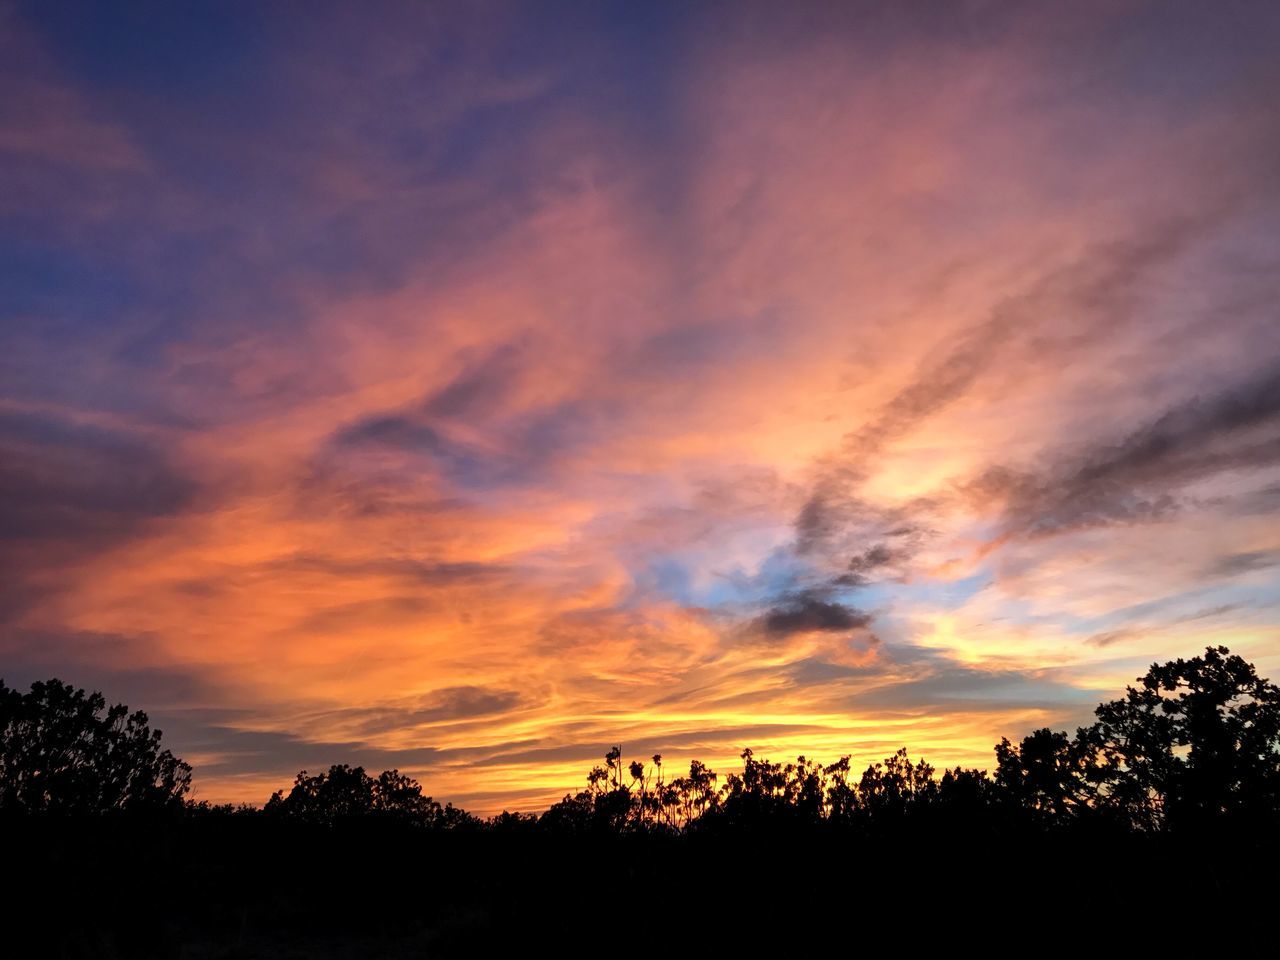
[264,763,472,827]
[662,757,719,828]
[1083,645,1280,831]
[7,644,1278,845]
[10,647,1280,957]
[0,677,190,814]
[532,648,1280,838]
[856,747,936,820]
[994,728,1097,824]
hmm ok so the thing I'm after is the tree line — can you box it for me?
[4,645,1279,838]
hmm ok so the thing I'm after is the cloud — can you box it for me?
[794,220,1226,557]
[981,359,1280,539]
[423,343,527,419]
[0,411,197,621]
[835,542,902,587]
[850,658,1100,717]
[0,629,216,710]
[178,722,447,780]
[1206,550,1280,578]
[1084,628,1139,649]
[0,16,148,223]
[1085,602,1248,648]
[0,409,194,540]
[755,592,873,640]
[328,412,522,490]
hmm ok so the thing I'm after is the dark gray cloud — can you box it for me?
[267,554,513,584]
[1230,482,1280,516]
[0,413,197,621]
[1064,361,1280,482]
[180,722,446,780]
[325,410,516,493]
[334,415,453,453]
[318,686,528,739]
[1084,628,1139,649]
[158,556,515,611]
[787,656,890,685]
[0,629,215,710]
[1205,549,1280,578]
[834,542,896,587]
[970,464,1181,538]
[753,590,873,640]
[0,409,194,541]
[849,659,1099,717]
[1173,603,1245,623]
[326,389,613,497]
[988,359,1280,538]
[762,598,870,636]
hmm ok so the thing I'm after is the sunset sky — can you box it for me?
[3,0,1279,814]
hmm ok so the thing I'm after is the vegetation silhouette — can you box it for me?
[0,677,190,814]
[6,645,1278,956]
[263,764,475,828]
[532,645,1280,837]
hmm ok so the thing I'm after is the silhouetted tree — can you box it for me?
[718,748,790,825]
[16,645,1279,850]
[857,747,936,820]
[994,728,1097,824]
[662,758,719,828]
[823,755,860,824]
[540,745,644,833]
[540,788,596,833]
[489,809,540,833]
[246,646,1280,841]
[264,763,470,827]
[1083,645,1280,831]
[19,652,1280,956]
[934,765,995,821]
[0,677,191,814]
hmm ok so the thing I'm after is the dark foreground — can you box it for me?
[7,646,1279,955]
[11,815,1277,958]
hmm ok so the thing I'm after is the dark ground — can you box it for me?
[7,816,1276,958]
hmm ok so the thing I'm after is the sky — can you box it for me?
[2,0,1279,814]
